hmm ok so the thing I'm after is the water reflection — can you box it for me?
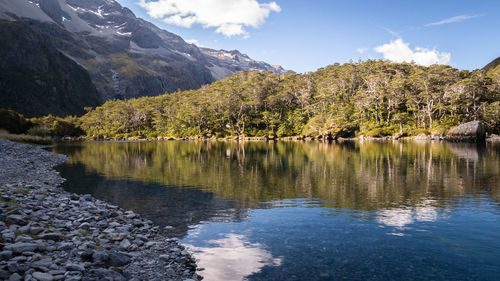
[53,141,500,209]
[185,233,282,281]
[52,141,500,281]
[376,200,444,237]
[56,162,250,237]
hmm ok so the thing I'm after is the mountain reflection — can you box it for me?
[53,141,500,212]
[185,233,282,281]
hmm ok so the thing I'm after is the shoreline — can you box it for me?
[58,134,500,143]
[0,139,201,281]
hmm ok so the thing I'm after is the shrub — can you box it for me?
[0,109,33,134]
[51,120,85,136]
[27,125,51,137]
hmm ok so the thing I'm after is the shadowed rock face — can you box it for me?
[0,20,101,117]
[0,0,286,106]
[446,121,486,142]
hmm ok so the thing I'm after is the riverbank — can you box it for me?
[0,139,201,281]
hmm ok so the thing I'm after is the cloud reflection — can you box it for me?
[376,200,439,230]
[185,233,282,281]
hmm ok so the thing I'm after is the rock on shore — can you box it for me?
[0,139,201,281]
[445,121,486,142]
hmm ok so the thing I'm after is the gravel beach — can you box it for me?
[0,139,201,281]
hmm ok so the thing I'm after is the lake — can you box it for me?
[51,141,500,281]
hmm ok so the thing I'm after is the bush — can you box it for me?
[482,101,500,134]
[27,125,51,137]
[407,128,431,136]
[365,127,395,137]
[0,109,32,134]
[51,120,85,136]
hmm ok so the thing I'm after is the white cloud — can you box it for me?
[374,38,451,66]
[425,14,482,27]
[356,47,368,54]
[138,0,281,37]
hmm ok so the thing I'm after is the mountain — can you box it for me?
[0,20,101,117]
[200,48,285,79]
[0,0,286,104]
[483,57,500,75]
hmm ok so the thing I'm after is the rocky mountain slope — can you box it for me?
[0,0,285,105]
[483,57,500,75]
[0,20,101,117]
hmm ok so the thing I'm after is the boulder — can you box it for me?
[446,121,486,142]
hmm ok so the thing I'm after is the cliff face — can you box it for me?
[0,20,101,117]
[0,0,286,104]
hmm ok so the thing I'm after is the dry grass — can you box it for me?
[0,129,53,145]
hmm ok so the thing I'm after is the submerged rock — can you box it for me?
[446,121,486,142]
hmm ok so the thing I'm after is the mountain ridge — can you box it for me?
[0,0,286,104]
[483,56,500,75]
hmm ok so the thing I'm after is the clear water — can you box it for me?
[52,141,500,281]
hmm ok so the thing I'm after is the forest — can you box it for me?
[2,60,500,139]
[79,60,500,138]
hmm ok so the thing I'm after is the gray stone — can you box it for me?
[11,256,27,262]
[119,239,131,250]
[8,273,22,281]
[0,269,10,279]
[107,251,131,266]
[78,222,90,229]
[32,272,54,281]
[80,249,94,261]
[108,232,127,241]
[65,263,85,272]
[88,268,126,281]
[6,215,28,226]
[7,262,20,273]
[4,242,42,253]
[14,235,33,242]
[29,227,44,235]
[446,121,486,142]
[48,270,65,276]
[56,242,73,251]
[2,231,16,242]
[38,232,63,241]
[9,273,23,281]
[0,250,13,260]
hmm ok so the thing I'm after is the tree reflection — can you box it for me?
[53,141,500,212]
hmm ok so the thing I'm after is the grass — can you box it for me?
[13,189,29,195]
[0,196,15,205]
[0,129,53,145]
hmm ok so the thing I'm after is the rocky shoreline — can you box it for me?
[0,139,201,281]
[60,121,498,143]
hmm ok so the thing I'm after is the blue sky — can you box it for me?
[116,0,499,73]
